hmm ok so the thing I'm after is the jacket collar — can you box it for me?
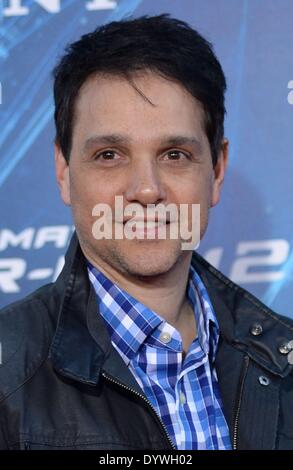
[192,252,293,378]
[49,233,144,394]
[49,233,293,386]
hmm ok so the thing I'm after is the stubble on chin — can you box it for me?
[94,240,189,279]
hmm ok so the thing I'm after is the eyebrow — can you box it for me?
[83,134,203,154]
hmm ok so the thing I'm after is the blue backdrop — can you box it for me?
[1,0,292,318]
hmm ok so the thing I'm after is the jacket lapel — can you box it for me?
[49,233,146,395]
[191,251,293,449]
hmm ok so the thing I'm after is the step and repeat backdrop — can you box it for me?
[0,0,292,317]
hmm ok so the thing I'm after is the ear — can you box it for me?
[211,139,229,207]
[55,143,71,206]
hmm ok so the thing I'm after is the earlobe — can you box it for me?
[211,139,229,207]
[54,143,71,206]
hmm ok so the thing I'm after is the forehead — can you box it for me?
[72,71,207,143]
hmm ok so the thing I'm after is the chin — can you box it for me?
[124,263,174,278]
[115,243,184,278]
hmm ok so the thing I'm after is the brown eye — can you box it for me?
[95,150,117,160]
[168,151,182,160]
[163,150,190,161]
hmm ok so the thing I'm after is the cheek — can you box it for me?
[69,169,114,208]
[174,179,214,235]
[175,178,211,206]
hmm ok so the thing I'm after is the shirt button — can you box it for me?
[160,332,171,344]
[180,392,186,405]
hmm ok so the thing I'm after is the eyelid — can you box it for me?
[93,148,121,160]
[161,149,191,159]
[91,147,192,161]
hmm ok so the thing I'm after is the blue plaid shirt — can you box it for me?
[88,261,231,450]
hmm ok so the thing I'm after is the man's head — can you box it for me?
[54,14,228,279]
[53,14,226,167]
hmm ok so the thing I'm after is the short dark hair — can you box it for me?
[53,14,226,166]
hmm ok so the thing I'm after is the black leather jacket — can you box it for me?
[0,233,293,450]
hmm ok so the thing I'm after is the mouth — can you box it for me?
[122,218,171,238]
[123,220,170,227]
[122,217,170,225]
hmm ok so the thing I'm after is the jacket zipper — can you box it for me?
[232,355,250,450]
[102,372,175,450]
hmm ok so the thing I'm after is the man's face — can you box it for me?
[56,71,228,278]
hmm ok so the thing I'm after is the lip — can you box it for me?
[128,221,167,229]
[122,219,170,238]
[122,218,170,224]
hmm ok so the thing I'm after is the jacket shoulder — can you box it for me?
[0,285,55,402]
[192,250,293,329]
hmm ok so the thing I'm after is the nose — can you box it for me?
[124,158,166,206]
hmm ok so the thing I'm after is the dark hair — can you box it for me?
[53,14,226,166]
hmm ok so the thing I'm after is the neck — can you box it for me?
[84,247,193,328]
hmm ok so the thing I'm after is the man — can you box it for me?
[0,14,292,451]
